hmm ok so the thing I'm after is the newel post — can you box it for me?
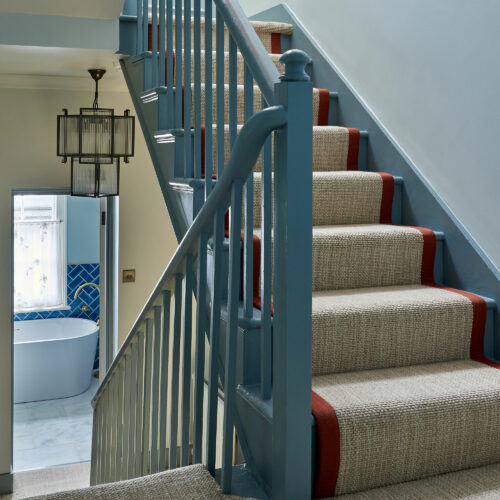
[272,49,313,500]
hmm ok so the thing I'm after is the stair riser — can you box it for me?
[252,172,393,227]
[205,125,355,175]
[310,227,440,292]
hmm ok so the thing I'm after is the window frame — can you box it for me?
[13,195,68,314]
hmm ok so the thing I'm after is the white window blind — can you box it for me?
[14,195,67,312]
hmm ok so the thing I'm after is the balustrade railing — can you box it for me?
[94,1,313,497]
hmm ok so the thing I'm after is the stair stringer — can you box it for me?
[120,55,189,242]
[252,3,500,361]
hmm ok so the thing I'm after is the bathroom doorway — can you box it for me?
[11,189,117,472]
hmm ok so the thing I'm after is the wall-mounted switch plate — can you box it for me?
[122,269,136,283]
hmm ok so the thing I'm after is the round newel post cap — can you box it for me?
[279,49,312,82]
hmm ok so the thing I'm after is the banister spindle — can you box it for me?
[272,49,313,500]
[229,35,237,150]
[216,10,225,177]
[97,402,105,484]
[260,124,272,399]
[193,0,202,179]
[151,0,158,87]
[135,331,145,476]
[174,0,183,129]
[122,351,132,480]
[165,0,174,130]
[193,232,207,463]
[159,0,166,87]
[142,0,148,56]
[180,254,193,466]
[158,290,171,471]
[184,0,192,177]
[115,362,125,482]
[103,386,111,482]
[150,306,163,473]
[221,179,243,493]
[243,64,254,318]
[128,339,139,479]
[169,273,184,469]
[109,378,118,482]
[90,405,98,485]
[136,0,143,54]
[206,207,225,474]
[142,318,154,475]
[204,0,213,197]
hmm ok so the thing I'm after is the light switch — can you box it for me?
[122,269,136,283]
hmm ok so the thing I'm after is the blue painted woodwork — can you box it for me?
[94,1,315,497]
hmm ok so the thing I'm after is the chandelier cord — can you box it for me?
[93,78,99,109]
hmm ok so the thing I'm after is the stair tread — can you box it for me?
[253,224,436,291]
[336,461,500,499]
[313,359,500,495]
[311,284,478,375]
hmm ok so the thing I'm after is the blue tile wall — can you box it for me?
[14,264,100,368]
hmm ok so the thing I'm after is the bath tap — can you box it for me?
[74,283,101,326]
[74,282,100,300]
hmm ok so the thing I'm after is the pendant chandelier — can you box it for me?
[57,69,135,197]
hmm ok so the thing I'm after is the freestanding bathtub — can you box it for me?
[14,318,99,403]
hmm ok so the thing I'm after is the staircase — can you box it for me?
[74,1,500,499]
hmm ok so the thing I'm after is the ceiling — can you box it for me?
[0,0,124,19]
[0,1,128,91]
[0,45,127,91]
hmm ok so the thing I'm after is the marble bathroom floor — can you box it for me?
[13,377,98,472]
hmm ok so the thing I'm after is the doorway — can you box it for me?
[11,189,117,472]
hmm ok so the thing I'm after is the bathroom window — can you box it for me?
[13,195,67,312]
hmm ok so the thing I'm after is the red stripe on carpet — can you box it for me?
[317,89,330,126]
[430,285,500,368]
[346,128,360,171]
[312,391,341,498]
[164,51,176,86]
[271,33,282,54]
[378,173,394,224]
[411,227,436,285]
[147,24,160,52]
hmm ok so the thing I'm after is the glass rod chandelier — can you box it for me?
[57,69,135,197]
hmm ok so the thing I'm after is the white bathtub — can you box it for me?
[14,318,99,403]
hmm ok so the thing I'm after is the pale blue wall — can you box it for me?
[67,196,100,264]
[239,0,500,272]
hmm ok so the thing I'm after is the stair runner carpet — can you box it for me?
[150,18,500,499]
[31,464,248,500]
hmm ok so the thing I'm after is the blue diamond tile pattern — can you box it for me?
[14,264,100,368]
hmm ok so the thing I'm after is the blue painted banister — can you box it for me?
[92,104,286,406]
[96,3,314,497]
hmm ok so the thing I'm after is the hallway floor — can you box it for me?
[13,377,98,472]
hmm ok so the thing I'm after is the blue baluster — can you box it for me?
[216,10,224,177]
[221,179,243,493]
[169,274,183,469]
[193,232,207,463]
[204,1,213,197]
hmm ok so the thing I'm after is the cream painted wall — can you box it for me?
[0,84,177,474]
[240,0,500,272]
